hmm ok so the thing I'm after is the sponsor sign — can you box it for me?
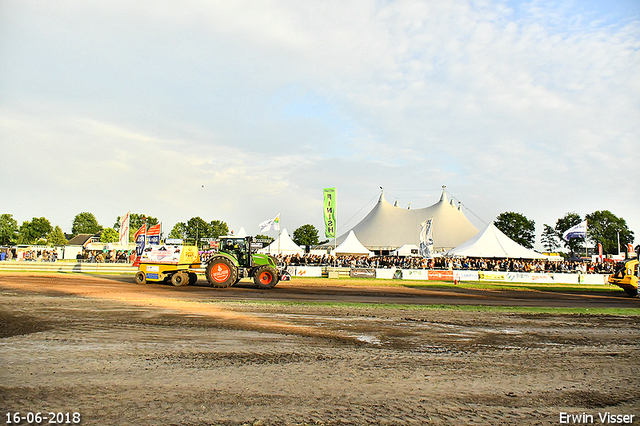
[454,270,479,282]
[402,269,429,280]
[428,270,453,281]
[479,271,506,282]
[146,273,159,280]
[293,267,323,277]
[139,245,200,265]
[350,268,376,278]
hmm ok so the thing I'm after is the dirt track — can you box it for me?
[1,273,639,425]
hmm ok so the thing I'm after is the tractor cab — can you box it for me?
[218,236,251,266]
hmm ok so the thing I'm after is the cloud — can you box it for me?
[1,0,638,245]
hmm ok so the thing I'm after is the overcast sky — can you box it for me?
[1,0,639,248]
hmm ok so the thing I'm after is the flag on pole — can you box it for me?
[323,188,337,238]
[132,223,146,267]
[259,214,280,232]
[562,220,587,241]
[147,223,162,245]
[118,211,130,246]
[419,217,434,258]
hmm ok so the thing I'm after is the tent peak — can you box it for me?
[439,185,448,203]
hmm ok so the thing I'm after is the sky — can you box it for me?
[1,0,639,250]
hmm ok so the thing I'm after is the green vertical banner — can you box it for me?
[323,188,337,238]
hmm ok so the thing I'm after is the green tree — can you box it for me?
[540,224,559,252]
[18,217,53,244]
[186,217,210,241]
[292,224,321,248]
[47,226,68,246]
[72,212,103,236]
[555,212,583,254]
[168,222,188,239]
[493,212,536,249]
[209,220,229,238]
[0,213,18,245]
[100,227,119,243]
[585,210,634,255]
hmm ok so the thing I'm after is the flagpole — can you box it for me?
[333,188,338,267]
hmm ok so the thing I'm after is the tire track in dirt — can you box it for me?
[0,274,363,343]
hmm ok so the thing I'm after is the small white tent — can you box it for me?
[392,244,420,257]
[259,228,304,255]
[332,230,373,256]
[447,223,549,259]
[235,227,248,238]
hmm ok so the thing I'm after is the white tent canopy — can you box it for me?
[327,188,478,251]
[235,227,248,238]
[259,228,304,255]
[447,223,549,259]
[392,244,420,257]
[332,230,373,256]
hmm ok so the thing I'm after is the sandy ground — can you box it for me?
[0,273,639,426]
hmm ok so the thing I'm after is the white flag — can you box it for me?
[119,211,130,246]
[259,214,280,232]
[562,220,587,241]
[419,217,434,258]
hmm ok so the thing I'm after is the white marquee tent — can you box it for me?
[446,223,549,259]
[328,188,479,252]
[332,230,373,256]
[259,228,304,255]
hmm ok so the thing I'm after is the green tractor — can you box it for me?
[204,235,281,289]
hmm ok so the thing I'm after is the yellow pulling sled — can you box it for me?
[608,259,639,297]
[134,244,201,286]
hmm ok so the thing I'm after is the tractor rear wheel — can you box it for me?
[206,257,238,288]
[134,271,146,285]
[171,271,189,286]
[253,265,279,289]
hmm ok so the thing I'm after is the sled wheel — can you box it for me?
[188,273,198,285]
[171,271,189,286]
[134,271,146,285]
[205,257,238,288]
[253,265,279,289]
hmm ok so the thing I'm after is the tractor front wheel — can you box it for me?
[253,265,279,289]
[206,257,238,288]
[188,273,198,285]
[171,271,189,286]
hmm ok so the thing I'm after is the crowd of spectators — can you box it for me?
[0,246,620,274]
[274,253,617,274]
[0,248,58,262]
[76,250,132,263]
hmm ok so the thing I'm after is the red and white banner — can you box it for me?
[132,224,146,267]
[147,223,162,245]
[119,211,130,246]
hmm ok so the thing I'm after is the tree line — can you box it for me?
[494,210,635,255]
[0,209,634,256]
[0,211,325,249]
